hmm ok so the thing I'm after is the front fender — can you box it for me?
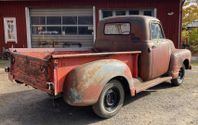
[169,49,191,78]
[63,59,133,106]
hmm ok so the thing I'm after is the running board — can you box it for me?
[134,76,172,94]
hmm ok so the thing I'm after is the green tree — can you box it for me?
[189,29,198,53]
[182,0,198,53]
[182,1,198,28]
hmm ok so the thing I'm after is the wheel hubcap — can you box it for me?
[104,87,120,112]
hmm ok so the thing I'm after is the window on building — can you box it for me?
[144,11,153,16]
[151,23,164,40]
[63,26,77,35]
[78,16,93,25]
[102,10,113,18]
[101,9,155,19]
[63,16,77,24]
[31,16,45,25]
[115,11,126,16]
[79,26,93,35]
[46,26,61,35]
[31,16,93,35]
[105,23,130,35]
[31,26,46,35]
[47,16,61,25]
[129,10,139,15]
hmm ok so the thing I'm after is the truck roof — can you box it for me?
[101,15,160,23]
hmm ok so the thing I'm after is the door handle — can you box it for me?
[148,46,156,53]
[152,45,156,49]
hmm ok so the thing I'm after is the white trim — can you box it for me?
[25,7,31,48]
[112,11,116,17]
[99,9,102,20]
[126,10,129,15]
[139,10,144,15]
[154,8,157,17]
[3,17,17,43]
[93,6,96,43]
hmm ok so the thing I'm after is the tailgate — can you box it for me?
[9,53,52,93]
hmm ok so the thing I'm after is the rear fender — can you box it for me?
[63,59,133,106]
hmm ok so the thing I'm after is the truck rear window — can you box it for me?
[104,23,130,35]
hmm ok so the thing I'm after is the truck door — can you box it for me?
[149,22,171,79]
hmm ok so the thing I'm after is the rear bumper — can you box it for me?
[7,71,54,95]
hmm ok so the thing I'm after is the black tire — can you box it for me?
[171,64,185,86]
[92,80,125,118]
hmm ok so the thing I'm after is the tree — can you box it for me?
[182,0,198,53]
[189,29,198,53]
[182,0,198,28]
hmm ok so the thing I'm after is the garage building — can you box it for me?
[0,0,185,55]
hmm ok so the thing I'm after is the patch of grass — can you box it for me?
[192,60,198,66]
[0,59,9,69]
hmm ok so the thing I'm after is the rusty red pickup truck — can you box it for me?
[6,16,191,118]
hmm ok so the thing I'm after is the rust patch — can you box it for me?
[124,67,132,79]
[81,83,102,103]
[9,54,51,93]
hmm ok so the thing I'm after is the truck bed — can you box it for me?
[8,48,141,95]
[9,48,92,59]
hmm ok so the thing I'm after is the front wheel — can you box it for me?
[171,65,185,86]
[92,80,125,118]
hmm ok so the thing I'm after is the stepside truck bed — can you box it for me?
[8,48,141,96]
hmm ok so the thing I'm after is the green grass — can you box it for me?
[0,59,8,69]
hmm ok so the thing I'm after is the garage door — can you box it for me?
[30,8,94,48]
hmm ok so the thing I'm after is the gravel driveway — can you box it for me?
[0,64,197,125]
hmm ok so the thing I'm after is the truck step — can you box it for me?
[134,76,172,93]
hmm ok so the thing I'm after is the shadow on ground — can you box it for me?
[0,90,102,125]
[124,82,173,105]
[0,82,174,125]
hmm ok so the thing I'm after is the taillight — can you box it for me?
[10,55,15,65]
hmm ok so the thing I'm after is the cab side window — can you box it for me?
[151,23,164,40]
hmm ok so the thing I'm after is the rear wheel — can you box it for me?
[171,65,185,86]
[92,80,125,118]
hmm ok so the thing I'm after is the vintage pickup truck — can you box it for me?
[6,16,191,118]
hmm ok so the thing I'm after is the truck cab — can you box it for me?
[95,16,191,81]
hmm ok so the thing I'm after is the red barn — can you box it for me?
[0,0,185,55]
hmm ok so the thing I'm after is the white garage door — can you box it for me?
[30,8,94,48]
